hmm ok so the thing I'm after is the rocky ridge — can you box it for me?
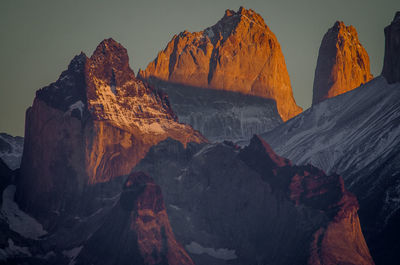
[134,135,374,265]
[17,38,206,223]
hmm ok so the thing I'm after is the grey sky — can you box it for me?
[0,0,398,136]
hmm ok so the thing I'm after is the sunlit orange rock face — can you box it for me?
[312,21,373,105]
[138,7,302,121]
[18,38,205,219]
[76,172,194,265]
[382,12,400,84]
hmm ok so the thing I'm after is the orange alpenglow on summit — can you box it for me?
[139,7,302,121]
[312,21,373,105]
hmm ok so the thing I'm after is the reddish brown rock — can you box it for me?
[312,21,373,105]
[239,135,374,265]
[382,12,400,84]
[138,7,302,121]
[18,39,206,220]
[76,172,194,265]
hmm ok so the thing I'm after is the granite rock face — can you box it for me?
[139,7,302,121]
[262,76,400,265]
[75,172,194,265]
[17,38,206,223]
[382,12,400,84]
[312,21,372,105]
[134,136,374,265]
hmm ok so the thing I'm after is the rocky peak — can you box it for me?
[17,38,206,220]
[139,7,302,121]
[88,38,134,83]
[312,21,372,105]
[382,11,400,84]
[240,135,291,170]
[76,171,195,265]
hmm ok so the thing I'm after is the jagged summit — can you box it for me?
[203,7,268,43]
[382,11,400,84]
[18,38,206,219]
[139,7,302,121]
[90,38,134,77]
[312,21,372,105]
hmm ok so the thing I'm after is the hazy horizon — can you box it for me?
[0,0,398,136]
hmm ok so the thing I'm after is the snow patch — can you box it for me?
[68,100,85,117]
[169,204,181,211]
[185,241,237,260]
[1,185,47,239]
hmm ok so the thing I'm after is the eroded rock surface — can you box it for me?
[139,7,302,121]
[312,21,372,105]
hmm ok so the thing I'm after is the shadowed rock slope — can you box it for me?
[75,172,194,265]
[382,12,400,84]
[134,135,374,265]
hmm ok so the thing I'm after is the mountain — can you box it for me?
[138,7,302,122]
[262,13,400,263]
[17,38,206,224]
[312,21,372,105]
[382,12,400,84]
[262,76,400,264]
[0,133,24,170]
[75,172,194,265]
[134,136,373,265]
[0,172,194,265]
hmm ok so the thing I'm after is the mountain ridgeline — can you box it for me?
[1,6,400,265]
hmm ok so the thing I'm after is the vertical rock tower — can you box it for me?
[139,7,302,121]
[312,21,372,105]
[18,39,206,220]
[382,12,400,84]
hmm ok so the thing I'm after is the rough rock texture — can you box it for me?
[382,12,400,84]
[75,172,194,265]
[312,21,372,105]
[150,81,283,142]
[262,76,400,265]
[0,133,24,170]
[0,158,12,205]
[17,38,206,223]
[134,136,374,265]
[139,7,302,121]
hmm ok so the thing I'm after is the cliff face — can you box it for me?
[312,21,372,105]
[18,39,206,221]
[382,12,400,84]
[134,136,374,265]
[75,172,194,265]
[139,7,302,121]
[262,75,400,265]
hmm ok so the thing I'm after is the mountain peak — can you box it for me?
[241,135,291,169]
[382,11,400,84]
[394,11,400,22]
[139,7,302,121]
[312,21,372,105]
[89,38,133,77]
